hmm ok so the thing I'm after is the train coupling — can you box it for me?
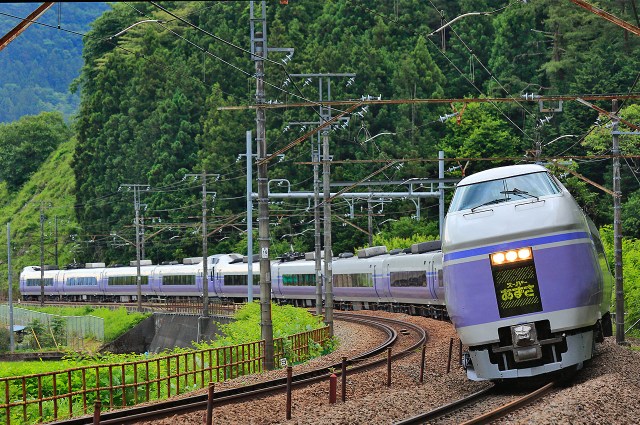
[491,322,562,363]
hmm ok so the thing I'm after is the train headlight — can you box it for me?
[518,248,532,260]
[490,247,533,266]
[492,252,505,264]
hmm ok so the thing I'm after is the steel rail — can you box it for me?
[394,386,495,425]
[394,381,555,425]
[51,312,424,425]
[461,381,555,425]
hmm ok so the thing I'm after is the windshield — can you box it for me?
[448,172,561,212]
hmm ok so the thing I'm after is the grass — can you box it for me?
[16,305,150,342]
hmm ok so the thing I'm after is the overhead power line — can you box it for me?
[296,154,640,165]
[569,0,640,36]
[218,94,640,110]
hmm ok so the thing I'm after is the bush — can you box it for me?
[0,326,10,353]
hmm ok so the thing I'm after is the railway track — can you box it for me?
[50,311,427,425]
[395,381,555,425]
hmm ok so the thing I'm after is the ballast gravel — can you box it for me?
[135,312,640,425]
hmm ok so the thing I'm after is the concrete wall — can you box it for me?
[101,314,233,354]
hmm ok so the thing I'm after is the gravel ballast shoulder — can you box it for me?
[135,313,640,424]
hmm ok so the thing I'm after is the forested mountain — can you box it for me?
[2,0,640,272]
[0,3,108,123]
[68,0,640,265]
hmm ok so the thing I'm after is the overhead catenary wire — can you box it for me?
[8,2,640,258]
[348,0,533,142]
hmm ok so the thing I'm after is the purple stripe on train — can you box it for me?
[445,242,601,328]
[443,231,590,262]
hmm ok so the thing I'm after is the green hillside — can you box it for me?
[0,137,80,297]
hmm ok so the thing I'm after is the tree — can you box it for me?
[0,111,71,190]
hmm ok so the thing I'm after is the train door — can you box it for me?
[426,259,437,300]
[151,266,163,296]
[195,267,204,294]
[213,269,223,297]
[375,261,392,300]
[207,267,216,297]
[432,254,445,302]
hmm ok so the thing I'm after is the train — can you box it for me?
[443,164,613,380]
[19,242,445,317]
[19,163,612,382]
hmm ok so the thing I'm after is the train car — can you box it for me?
[267,244,446,314]
[20,243,447,315]
[19,266,61,300]
[59,264,105,301]
[443,164,613,381]
[213,254,260,301]
[101,263,157,302]
[382,241,445,316]
[272,252,321,306]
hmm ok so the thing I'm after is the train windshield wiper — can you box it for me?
[500,188,540,201]
[470,197,511,212]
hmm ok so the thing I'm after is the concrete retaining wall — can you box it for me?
[101,314,233,354]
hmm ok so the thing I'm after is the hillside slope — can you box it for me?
[0,138,79,297]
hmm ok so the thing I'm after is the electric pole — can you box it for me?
[36,201,52,306]
[185,171,219,341]
[575,97,640,345]
[40,204,45,306]
[7,223,15,352]
[612,99,625,344]
[245,131,254,303]
[251,1,275,370]
[54,216,58,268]
[119,184,148,312]
[284,121,325,316]
[289,73,354,335]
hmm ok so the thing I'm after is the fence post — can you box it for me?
[447,337,454,374]
[5,379,11,425]
[419,344,426,384]
[286,366,292,420]
[205,382,214,425]
[93,401,101,425]
[386,347,392,387]
[341,357,347,402]
[329,374,337,404]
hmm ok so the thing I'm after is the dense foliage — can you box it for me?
[66,1,640,264]
[206,302,325,347]
[0,111,72,189]
[1,1,640,325]
[0,3,108,123]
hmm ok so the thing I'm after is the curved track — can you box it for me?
[50,312,427,425]
[395,381,555,425]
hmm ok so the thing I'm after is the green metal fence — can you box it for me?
[0,305,104,350]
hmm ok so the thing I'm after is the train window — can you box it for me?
[333,273,373,288]
[224,274,259,286]
[108,275,149,286]
[66,277,98,286]
[449,172,561,212]
[390,271,427,287]
[282,274,316,286]
[25,278,53,287]
[162,275,196,286]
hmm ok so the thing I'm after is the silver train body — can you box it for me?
[19,243,445,316]
[443,164,613,381]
